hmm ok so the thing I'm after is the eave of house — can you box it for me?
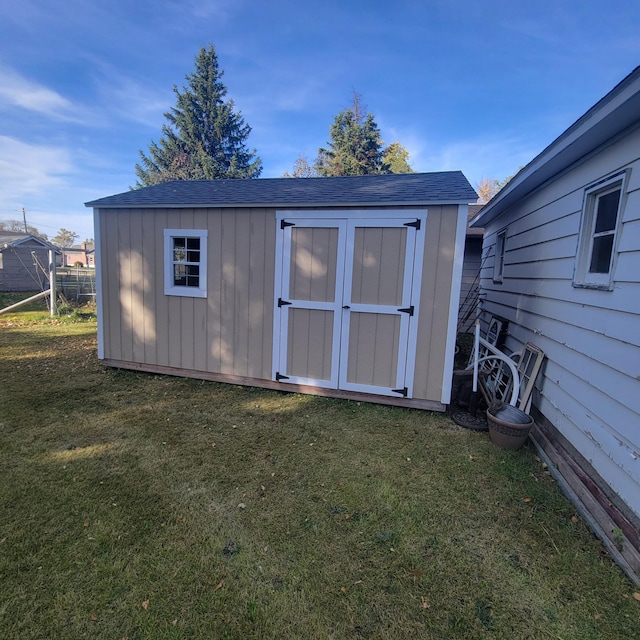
[471,66,640,228]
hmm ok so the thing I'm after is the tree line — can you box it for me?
[135,45,513,199]
[135,45,414,187]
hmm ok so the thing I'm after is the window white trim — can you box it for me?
[493,227,507,283]
[573,171,628,290]
[163,229,208,298]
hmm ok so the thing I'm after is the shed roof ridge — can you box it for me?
[86,171,478,208]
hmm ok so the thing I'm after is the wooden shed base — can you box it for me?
[101,359,447,413]
[530,408,640,586]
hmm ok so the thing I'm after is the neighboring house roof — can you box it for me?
[0,232,58,252]
[466,204,484,237]
[85,171,478,209]
[471,66,640,228]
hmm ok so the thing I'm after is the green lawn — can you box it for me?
[0,312,638,639]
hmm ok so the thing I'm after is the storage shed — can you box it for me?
[0,232,59,292]
[86,172,477,411]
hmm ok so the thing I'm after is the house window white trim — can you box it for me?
[574,171,628,290]
[493,227,507,283]
[163,229,208,298]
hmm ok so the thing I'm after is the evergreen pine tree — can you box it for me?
[135,45,261,187]
[315,93,389,176]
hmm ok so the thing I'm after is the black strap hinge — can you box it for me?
[398,305,414,316]
[278,298,292,307]
[275,372,289,381]
[280,220,295,229]
[392,387,408,397]
[404,219,421,230]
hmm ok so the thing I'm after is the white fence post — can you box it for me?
[49,249,57,316]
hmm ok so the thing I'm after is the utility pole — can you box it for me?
[22,207,28,234]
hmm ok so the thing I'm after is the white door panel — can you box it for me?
[274,214,424,397]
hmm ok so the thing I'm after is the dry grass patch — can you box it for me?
[0,316,638,639]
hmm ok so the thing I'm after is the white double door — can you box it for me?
[274,214,425,398]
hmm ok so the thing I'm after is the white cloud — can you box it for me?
[0,136,72,200]
[0,137,104,240]
[0,65,81,121]
[178,0,241,20]
[411,134,539,187]
[101,74,172,127]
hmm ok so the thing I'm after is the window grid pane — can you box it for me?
[172,237,201,287]
[594,189,620,233]
[589,234,614,274]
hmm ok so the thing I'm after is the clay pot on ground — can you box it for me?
[486,402,534,450]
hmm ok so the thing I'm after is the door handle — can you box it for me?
[342,305,350,310]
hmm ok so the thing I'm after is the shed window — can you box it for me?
[164,229,207,297]
[493,228,507,283]
[574,173,626,289]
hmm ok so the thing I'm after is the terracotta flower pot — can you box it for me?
[486,405,534,450]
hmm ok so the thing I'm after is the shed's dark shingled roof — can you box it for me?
[85,172,477,208]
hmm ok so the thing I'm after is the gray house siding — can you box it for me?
[457,205,485,333]
[473,66,640,581]
[479,126,640,520]
[458,235,483,332]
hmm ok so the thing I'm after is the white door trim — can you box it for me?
[273,211,427,398]
[338,218,424,397]
[273,218,347,389]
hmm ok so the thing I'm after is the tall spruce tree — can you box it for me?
[135,45,262,187]
[314,93,389,177]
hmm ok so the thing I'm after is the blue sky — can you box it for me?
[1,0,639,242]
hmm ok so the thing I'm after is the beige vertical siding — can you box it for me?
[413,205,458,402]
[99,207,276,379]
[98,203,463,406]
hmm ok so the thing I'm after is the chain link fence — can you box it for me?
[56,268,96,304]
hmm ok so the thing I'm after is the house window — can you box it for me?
[493,228,507,283]
[163,229,208,297]
[574,173,626,289]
